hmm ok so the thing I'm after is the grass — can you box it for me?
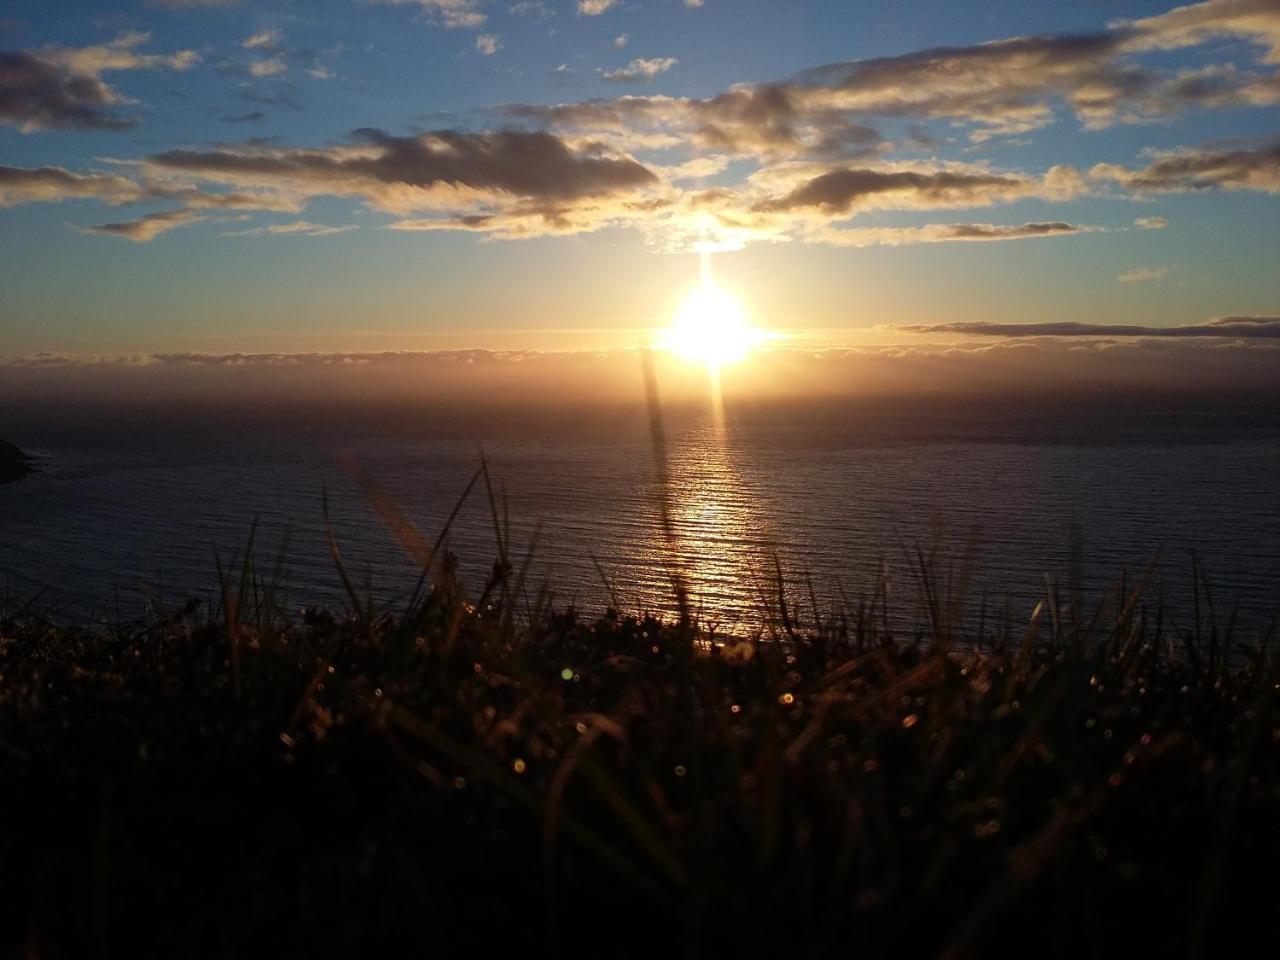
[0,483,1276,958]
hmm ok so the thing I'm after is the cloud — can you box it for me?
[0,161,305,221]
[5,340,1278,413]
[510,1,554,19]
[129,129,662,238]
[223,220,359,237]
[221,111,265,123]
[0,126,660,243]
[1119,0,1280,64]
[1135,215,1168,229]
[243,29,282,51]
[9,4,1277,251]
[811,221,1092,247]
[36,31,199,78]
[685,0,705,7]
[614,34,628,49]
[374,0,488,29]
[76,209,206,243]
[509,0,1280,159]
[0,164,148,206]
[753,163,1087,215]
[1091,140,1280,193]
[248,55,287,77]
[578,0,617,15]
[0,52,129,131]
[602,57,678,83]
[1118,266,1169,283]
[0,33,198,131]
[905,316,1280,339]
[147,0,241,7]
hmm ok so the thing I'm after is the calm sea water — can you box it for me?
[2,397,1278,636]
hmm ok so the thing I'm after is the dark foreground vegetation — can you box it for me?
[1,510,1276,960]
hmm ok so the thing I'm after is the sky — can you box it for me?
[0,0,1278,356]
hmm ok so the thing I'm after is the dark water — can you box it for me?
[2,397,1279,635]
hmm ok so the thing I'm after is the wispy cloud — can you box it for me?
[602,57,678,83]
[1,164,148,206]
[905,316,1280,339]
[75,209,207,243]
[1118,266,1169,283]
[242,29,282,51]
[223,220,359,238]
[373,0,488,29]
[812,221,1093,247]
[147,0,241,8]
[510,1,554,20]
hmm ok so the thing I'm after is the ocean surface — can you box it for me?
[3,396,1279,637]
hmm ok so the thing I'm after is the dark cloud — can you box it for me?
[75,209,206,242]
[1,33,199,131]
[756,168,1028,214]
[942,221,1080,240]
[905,316,1280,339]
[806,220,1092,248]
[220,111,265,123]
[0,50,129,130]
[146,128,658,212]
[1092,140,1280,192]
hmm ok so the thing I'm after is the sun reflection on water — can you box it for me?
[656,414,780,632]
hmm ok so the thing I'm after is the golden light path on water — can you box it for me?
[660,415,784,632]
[650,252,784,632]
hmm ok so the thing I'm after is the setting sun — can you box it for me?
[663,280,764,367]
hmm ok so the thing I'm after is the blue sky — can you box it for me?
[1,0,1277,353]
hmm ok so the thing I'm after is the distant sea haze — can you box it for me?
[2,393,1278,636]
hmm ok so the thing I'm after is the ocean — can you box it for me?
[2,395,1278,636]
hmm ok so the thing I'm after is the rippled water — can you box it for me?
[2,398,1278,635]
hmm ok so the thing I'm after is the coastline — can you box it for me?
[0,438,32,485]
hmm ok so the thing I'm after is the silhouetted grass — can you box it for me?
[0,503,1275,958]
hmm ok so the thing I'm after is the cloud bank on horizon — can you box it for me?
[0,0,1276,253]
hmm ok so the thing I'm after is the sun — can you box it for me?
[663,281,763,367]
